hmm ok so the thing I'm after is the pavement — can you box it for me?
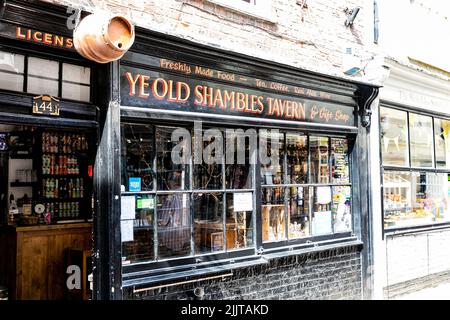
[392,281,450,300]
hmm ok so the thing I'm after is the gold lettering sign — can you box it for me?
[32,95,60,116]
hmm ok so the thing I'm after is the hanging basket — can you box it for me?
[74,11,135,63]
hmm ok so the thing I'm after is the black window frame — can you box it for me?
[119,119,355,273]
[380,102,450,235]
[0,47,93,103]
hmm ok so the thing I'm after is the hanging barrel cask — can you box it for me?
[73,11,135,63]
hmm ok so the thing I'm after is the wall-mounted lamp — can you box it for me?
[344,7,361,27]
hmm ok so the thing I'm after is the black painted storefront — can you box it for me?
[0,0,379,300]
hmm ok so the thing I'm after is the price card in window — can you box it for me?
[121,196,136,220]
[233,192,253,212]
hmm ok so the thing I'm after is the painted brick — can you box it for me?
[44,0,377,84]
[123,245,362,300]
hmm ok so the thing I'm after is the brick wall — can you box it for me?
[43,0,377,83]
[385,229,450,297]
[123,244,362,300]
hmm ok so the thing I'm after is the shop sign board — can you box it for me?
[120,59,356,127]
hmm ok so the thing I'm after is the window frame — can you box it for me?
[120,120,355,271]
[380,103,450,233]
[0,48,93,103]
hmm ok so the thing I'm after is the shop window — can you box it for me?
[434,119,450,169]
[261,131,352,243]
[157,193,191,258]
[0,51,24,91]
[380,107,409,166]
[0,50,91,102]
[120,123,257,264]
[381,106,450,230]
[27,57,59,97]
[409,113,434,168]
[62,63,91,102]
[121,124,352,264]
[383,171,450,229]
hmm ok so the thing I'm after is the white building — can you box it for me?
[371,0,450,299]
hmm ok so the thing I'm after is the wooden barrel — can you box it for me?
[74,12,135,63]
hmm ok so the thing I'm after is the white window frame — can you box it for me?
[207,0,275,23]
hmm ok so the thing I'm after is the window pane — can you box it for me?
[409,113,433,167]
[412,172,441,225]
[28,57,58,78]
[286,134,307,184]
[121,124,154,192]
[332,186,352,233]
[62,83,90,102]
[193,193,224,253]
[0,51,24,91]
[121,194,155,263]
[62,63,90,84]
[157,193,191,258]
[225,193,254,250]
[383,171,412,229]
[434,118,450,169]
[288,186,310,239]
[0,72,24,91]
[260,130,284,185]
[0,51,24,73]
[310,136,330,184]
[262,187,286,241]
[27,76,58,96]
[380,107,409,166]
[156,126,189,190]
[434,173,450,223]
[311,186,332,235]
[331,138,350,184]
[225,129,254,189]
[193,130,223,190]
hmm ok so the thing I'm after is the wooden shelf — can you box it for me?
[10,182,36,187]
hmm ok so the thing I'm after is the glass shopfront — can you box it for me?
[116,46,366,279]
[380,106,450,229]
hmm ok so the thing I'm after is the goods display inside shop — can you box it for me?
[383,171,450,228]
[0,125,94,226]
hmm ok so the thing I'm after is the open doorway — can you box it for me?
[0,123,95,300]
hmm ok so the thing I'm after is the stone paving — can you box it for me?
[392,281,450,300]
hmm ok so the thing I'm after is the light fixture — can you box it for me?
[344,7,360,27]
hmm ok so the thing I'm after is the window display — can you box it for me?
[310,136,330,184]
[120,124,353,262]
[286,134,307,184]
[158,193,190,258]
[331,138,350,184]
[288,186,310,239]
[262,187,285,241]
[381,107,450,229]
[260,131,284,185]
[194,193,224,253]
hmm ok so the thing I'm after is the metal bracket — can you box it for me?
[358,86,379,128]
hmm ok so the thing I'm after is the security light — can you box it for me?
[344,7,360,27]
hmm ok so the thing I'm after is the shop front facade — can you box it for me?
[0,0,381,300]
[111,28,379,300]
[370,58,450,299]
[0,0,100,299]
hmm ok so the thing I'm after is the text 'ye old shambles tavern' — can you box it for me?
[0,0,379,300]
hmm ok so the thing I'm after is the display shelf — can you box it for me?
[10,182,36,187]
